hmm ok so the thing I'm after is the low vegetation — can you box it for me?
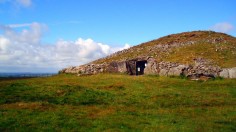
[163,41,236,67]
[93,31,236,68]
[0,74,236,131]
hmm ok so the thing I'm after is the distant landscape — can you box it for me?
[0,73,57,78]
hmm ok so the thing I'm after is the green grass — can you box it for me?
[93,31,236,68]
[0,74,236,131]
[162,41,236,67]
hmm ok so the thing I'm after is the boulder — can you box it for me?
[144,58,158,74]
[229,67,236,78]
[159,69,169,76]
[106,62,119,73]
[117,61,127,73]
[168,65,188,76]
[220,67,236,78]
[219,69,229,78]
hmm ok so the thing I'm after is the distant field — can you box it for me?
[0,74,236,131]
[0,73,56,78]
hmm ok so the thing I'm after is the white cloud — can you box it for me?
[122,43,130,50]
[110,43,130,53]
[16,0,32,7]
[0,22,130,73]
[7,23,32,28]
[210,22,234,33]
[0,36,10,51]
[4,22,47,44]
[0,0,32,7]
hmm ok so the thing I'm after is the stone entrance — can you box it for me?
[136,60,147,75]
[126,59,147,75]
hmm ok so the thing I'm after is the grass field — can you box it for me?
[0,74,236,131]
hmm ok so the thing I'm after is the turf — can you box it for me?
[93,31,236,68]
[0,74,236,131]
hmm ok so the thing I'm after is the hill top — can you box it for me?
[93,31,236,68]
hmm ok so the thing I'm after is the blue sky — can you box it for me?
[0,0,236,72]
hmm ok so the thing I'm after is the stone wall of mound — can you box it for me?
[59,57,236,78]
[220,67,236,78]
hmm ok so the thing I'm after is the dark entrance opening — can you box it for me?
[126,59,147,75]
[136,60,147,75]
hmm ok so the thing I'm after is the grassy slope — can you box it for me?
[93,31,236,68]
[0,74,236,131]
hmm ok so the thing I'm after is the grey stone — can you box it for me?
[229,67,236,78]
[144,58,158,74]
[59,56,235,79]
[117,61,127,73]
[159,69,169,76]
[168,65,188,76]
[220,67,236,78]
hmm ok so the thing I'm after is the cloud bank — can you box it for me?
[210,22,234,33]
[0,22,130,72]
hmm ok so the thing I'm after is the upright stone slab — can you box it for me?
[144,58,158,74]
[168,65,188,76]
[229,67,236,78]
[220,69,229,78]
[117,61,127,73]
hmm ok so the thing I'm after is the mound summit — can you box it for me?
[60,31,236,78]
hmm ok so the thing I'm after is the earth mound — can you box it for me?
[59,31,236,79]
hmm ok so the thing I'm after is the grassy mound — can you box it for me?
[0,74,236,131]
[93,31,236,68]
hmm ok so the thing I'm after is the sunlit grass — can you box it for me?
[0,74,236,131]
[94,31,236,68]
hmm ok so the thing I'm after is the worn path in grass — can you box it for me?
[0,74,236,131]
